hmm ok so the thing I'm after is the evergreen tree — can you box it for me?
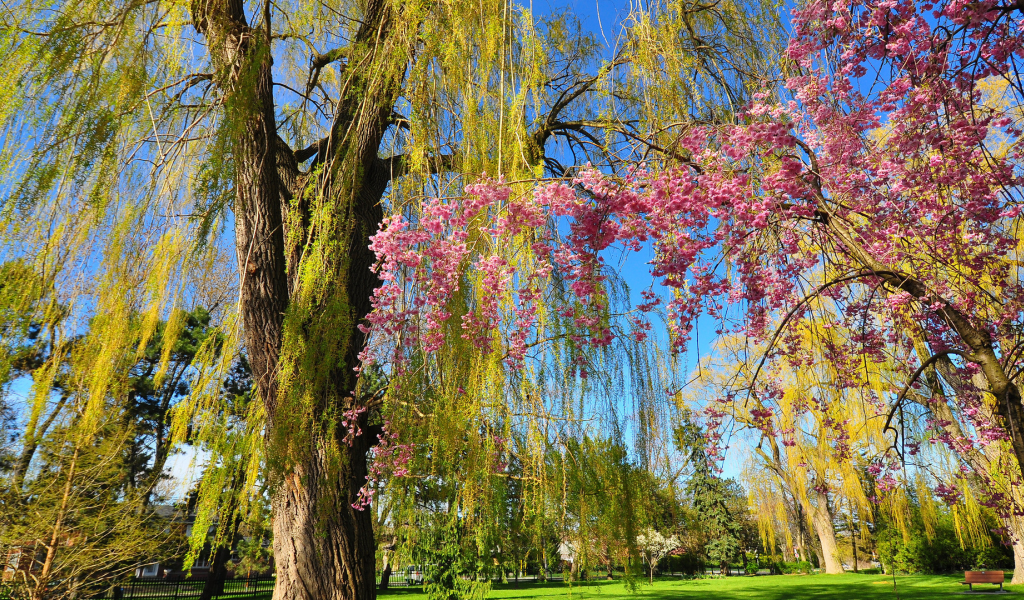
[677,420,742,574]
[125,307,221,504]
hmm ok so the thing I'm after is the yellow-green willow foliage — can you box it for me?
[689,313,1017,574]
[0,0,784,429]
[683,324,900,573]
[0,0,783,595]
[888,314,1024,581]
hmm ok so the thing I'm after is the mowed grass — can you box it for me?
[378,573,1022,599]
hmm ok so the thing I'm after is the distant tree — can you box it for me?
[556,436,646,580]
[421,516,489,600]
[227,536,274,578]
[125,306,221,504]
[635,528,680,583]
[0,405,179,600]
[720,478,761,572]
[0,260,73,489]
[186,354,258,600]
[677,420,743,575]
[5,303,219,501]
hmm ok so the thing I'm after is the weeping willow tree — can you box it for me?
[683,323,904,574]
[688,309,1023,575]
[0,0,782,597]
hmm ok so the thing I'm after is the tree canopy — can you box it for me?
[3,0,1023,596]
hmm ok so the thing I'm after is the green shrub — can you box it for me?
[779,561,814,574]
[662,553,705,575]
[876,512,1012,574]
[421,518,490,600]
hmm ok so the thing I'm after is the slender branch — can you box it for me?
[882,350,975,441]
[745,270,880,398]
[380,152,459,181]
[532,55,631,149]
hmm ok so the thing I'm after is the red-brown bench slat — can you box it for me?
[961,570,1004,591]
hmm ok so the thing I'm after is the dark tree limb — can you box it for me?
[883,350,975,445]
[13,391,70,491]
[379,152,459,181]
[306,47,346,95]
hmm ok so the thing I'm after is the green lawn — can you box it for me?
[378,573,1021,599]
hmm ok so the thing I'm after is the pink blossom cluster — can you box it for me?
[749,407,776,437]
[352,421,414,510]
[365,180,573,370]
[341,406,367,447]
[935,482,964,506]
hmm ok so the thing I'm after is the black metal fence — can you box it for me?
[0,577,275,600]
[110,577,275,600]
[376,570,417,586]
[376,571,570,587]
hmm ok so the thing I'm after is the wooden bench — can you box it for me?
[961,570,1005,592]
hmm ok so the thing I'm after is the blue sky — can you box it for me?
[544,0,791,480]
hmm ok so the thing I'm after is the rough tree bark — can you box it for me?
[188,0,402,598]
[1008,518,1024,585]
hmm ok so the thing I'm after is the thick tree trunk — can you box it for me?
[909,325,1024,582]
[264,166,389,600]
[762,446,834,572]
[270,439,377,600]
[188,0,405,595]
[200,544,234,600]
[1009,518,1024,585]
[378,533,396,591]
[808,490,843,574]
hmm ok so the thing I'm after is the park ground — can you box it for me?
[376,573,1024,599]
